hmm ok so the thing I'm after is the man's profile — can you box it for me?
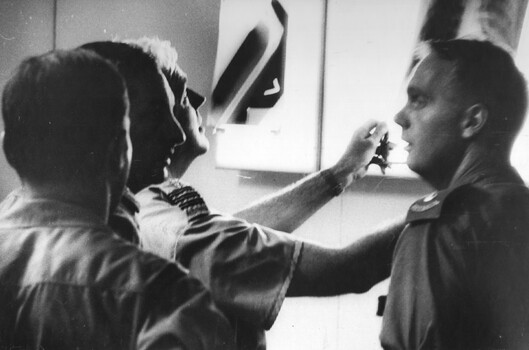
[381,39,529,350]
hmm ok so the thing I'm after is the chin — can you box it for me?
[195,138,209,155]
[407,162,421,174]
[406,157,422,175]
[199,143,209,155]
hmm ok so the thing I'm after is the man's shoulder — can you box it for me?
[136,179,210,221]
[33,226,188,294]
[406,182,529,224]
[0,220,187,295]
[79,230,189,292]
[110,188,141,243]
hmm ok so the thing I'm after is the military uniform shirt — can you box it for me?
[380,165,529,350]
[135,179,302,350]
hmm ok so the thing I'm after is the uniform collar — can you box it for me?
[0,188,107,229]
[406,162,523,224]
[121,186,140,214]
[450,157,523,189]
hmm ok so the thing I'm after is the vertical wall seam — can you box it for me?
[316,0,329,171]
[52,0,57,49]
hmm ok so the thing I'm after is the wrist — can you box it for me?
[321,167,352,196]
[330,162,360,187]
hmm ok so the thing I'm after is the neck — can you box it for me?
[21,178,111,222]
[128,168,165,194]
[167,151,198,179]
[450,144,510,187]
[427,143,511,191]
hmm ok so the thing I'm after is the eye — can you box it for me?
[408,93,427,109]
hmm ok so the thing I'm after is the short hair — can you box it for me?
[80,41,163,111]
[2,48,128,183]
[415,39,528,143]
[125,37,187,102]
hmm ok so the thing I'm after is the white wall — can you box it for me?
[55,0,219,103]
[0,0,55,198]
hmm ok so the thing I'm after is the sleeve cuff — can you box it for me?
[263,239,303,329]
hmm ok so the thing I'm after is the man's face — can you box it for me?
[174,85,210,158]
[394,53,467,186]
[127,69,185,192]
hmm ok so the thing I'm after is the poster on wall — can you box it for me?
[210,0,324,173]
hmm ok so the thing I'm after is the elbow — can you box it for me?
[349,279,377,294]
[348,270,390,294]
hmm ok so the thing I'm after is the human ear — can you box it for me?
[461,104,488,139]
[1,131,5,153]
[112,134,131,173]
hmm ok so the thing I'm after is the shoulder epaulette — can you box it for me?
[164,181,210,220]
[406,186,462,223]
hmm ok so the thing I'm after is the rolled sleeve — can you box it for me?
[176,213,302,330]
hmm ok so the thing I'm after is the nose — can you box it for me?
[394,107,409,130]
[165,111,186,146]
[187,88,206,110]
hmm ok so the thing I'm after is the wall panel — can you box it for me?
[0,0,55,199]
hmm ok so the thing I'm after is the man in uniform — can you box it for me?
[0,48,235,349]
[381,39,529,349]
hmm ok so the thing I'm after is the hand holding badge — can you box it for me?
[369,133,394,174]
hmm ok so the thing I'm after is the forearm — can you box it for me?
[234,120,388,232]
[234,169,347,233]
[287,218,405,297]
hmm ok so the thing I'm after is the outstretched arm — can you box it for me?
[171,211,405,328]
[234,120,388,232]
[287,218,405,297]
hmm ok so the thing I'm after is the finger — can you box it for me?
[362,119,379,131]
[368,122,388,141]
[359,119,380,138]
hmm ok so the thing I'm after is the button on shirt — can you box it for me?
[380,165,529,350]
[135,179,302,350]
[0,189,236,350]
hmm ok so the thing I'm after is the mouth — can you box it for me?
[399,138,411,152]
[197,115,205,133]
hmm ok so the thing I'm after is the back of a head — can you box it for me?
[125,37,188,102]
[133,37,186,91]
[2,48,128,184]
[417,39,528,147]
[80,41,162,109]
